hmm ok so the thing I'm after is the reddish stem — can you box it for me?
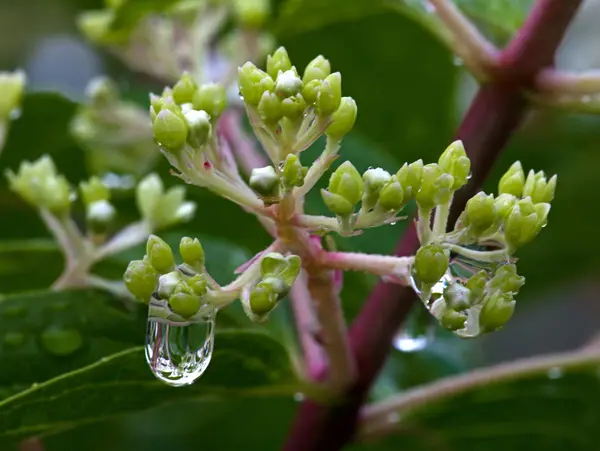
[282,1,582,449]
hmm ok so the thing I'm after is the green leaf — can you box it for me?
[354,349,600,450]
[0,289,144,393]
[0,240,63,293]
[0,330,299,443]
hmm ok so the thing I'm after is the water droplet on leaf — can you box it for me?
[41,327,83,356]
[145,307,216,387]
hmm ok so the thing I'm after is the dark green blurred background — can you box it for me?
[1,0,600,450]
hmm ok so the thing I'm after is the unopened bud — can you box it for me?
[232,0,270,28]
[180,237,205,268]
[413,244,449,285]
[362,168,391,210]
[441,306,468,331]
[464,192,496,235]
[188,274,208,296]
[169,292,201,318]
[192,83,227,118]
[152,109,188,152]
[281,95,307,119]
[80,176,110,205]
[416,163,454,210]
[123,260,158,303]
[479,291,515,332]
[315,72,342,116]
[172,72,198,105]
[523,169,556,204]
[326,97,357,140]
[85,76,118,108]
[184,109,211,148]
[438,140,470,190]
[302,79,321,105]
[323,161,363,215]
[498,161,525,197]
[238,62,275,106]
[378,180,404,211]
[303,55,331,83]
[275,69,303,98]
[250,166,279,197]
[282,154,306,188]
[249,284,278,315]
[266,47,292,79]
[396,159,424,199]
[146,235,176,274]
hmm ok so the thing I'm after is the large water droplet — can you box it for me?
[411,245,508,338]
[145,308,216,387]
[40,327,83,356]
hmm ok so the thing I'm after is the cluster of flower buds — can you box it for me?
[239,47,357,160]
[150,73,226,154]
[403,141,557,337]
[70,76,157,177]
[243,252,301,322]
[455,161,555,251]
[6,155,195,235]
[6,155,73,216]
[124,235,212,321]
[124,235,302,324]
[0,70,26,123]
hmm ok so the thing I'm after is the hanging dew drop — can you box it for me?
[145,307,216,387]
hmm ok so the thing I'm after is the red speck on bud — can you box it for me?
[203,161,212,170]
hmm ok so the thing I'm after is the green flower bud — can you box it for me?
[123,260,158,303]
[192,83,227,118]
[187,274,208,296]
[396,159,424,199]
[249,284,278,315]
[157,270,183,299]
[489,264,525,294]
[281,95,307,119]
[172,72,198,105]
[238,62,275,106]
[479,291,515,332]
[362,168,391,210]
[80,176,110,205]
[260,252,301,288]
[6,155,72,215]
[464,192,496,235]
[152,109,188,152]
[416,163,454,210]
[498,161,525,197]
[466,270,487,304]
[249,166,279,197]
[136,173,163,221]
[378,180,404,211]
[282,153,305,188]
[77,10,116,44]
[86,199,116,225]
[257,91,283,124]
[169,292,201,318]
[438,140,470,190]
[232,0,270,28]
[146,235,176,274]
[523,170,557,204]
[494,193,517,219]
[315,72,342,116]
[266,47,292,79]
[179,237,205,268]
[329,161,363,204]
[275,68,304,98]
[443,282,471,311]
[85,76,118,108]
[326,97,357,140]
[184,109,211,148]
[504,198,549,249]
[302,79,321,105]
[413,244,449,285]
[321,190,353,216]
[441,306,468,331]
[303,55,331,83]
[259,276,288,297]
